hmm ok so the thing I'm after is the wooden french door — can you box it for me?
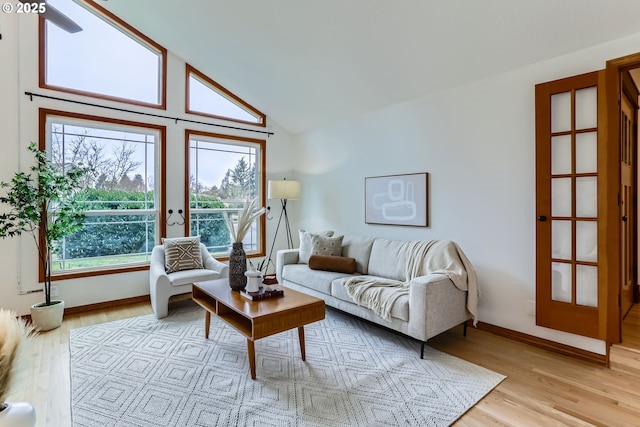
[620,77,638,318]
[535,71,610,340]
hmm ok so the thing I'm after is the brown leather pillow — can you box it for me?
[308,254,356,274]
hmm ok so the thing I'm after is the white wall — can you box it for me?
[293,32,640,355]
[0,13,296,316]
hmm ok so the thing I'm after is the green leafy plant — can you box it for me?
[0,142,87,306]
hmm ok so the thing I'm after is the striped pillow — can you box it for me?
[162,236,203,273]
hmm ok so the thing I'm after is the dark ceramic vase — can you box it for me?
[228,242,247,291]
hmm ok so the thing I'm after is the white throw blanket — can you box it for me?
[344,240,479,325]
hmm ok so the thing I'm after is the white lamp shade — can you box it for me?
[268,180,301,200]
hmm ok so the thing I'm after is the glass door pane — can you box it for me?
[547,83,599,307]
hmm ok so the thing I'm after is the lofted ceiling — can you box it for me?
[100,0,640,134]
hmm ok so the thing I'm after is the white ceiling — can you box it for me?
[101,0,640,134]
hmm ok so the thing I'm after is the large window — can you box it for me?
[41,0,166,108]
[186,65,265,126]
[43,110,163,276]
[36,0,267,280]
[187,131,265,257]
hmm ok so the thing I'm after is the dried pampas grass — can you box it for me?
[0,309,35,404]
[224,198,266,243]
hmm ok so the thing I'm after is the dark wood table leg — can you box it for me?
[298,326,306,361]
[247,339,256,380]
[205,311,211,339]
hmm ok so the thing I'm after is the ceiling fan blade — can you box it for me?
[19,0,82,33]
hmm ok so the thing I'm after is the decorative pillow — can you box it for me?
[298,229,334,264]
[309,254,356,274]
[311,234,344,257]
[162,236,203,273]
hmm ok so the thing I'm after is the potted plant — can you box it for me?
[0,142,86,331]
[223,197,265,290]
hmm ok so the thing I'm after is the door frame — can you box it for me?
[620,72,639,318]
[605,52,640,344]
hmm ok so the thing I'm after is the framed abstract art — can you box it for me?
[365,173,429,226]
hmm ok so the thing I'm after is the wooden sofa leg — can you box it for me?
[420,341,425,359]
[463,321,468,337]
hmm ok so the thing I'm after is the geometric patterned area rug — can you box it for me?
[70,301,505,427]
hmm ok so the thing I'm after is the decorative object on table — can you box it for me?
[0,309,37,427]
[0,142,87,331]
[228,243,248,291]
[224,198,266,291]
[244,265,262,293]
[262,274,278,285]
[239,287,284,301]
[365,172,429,227]
[259,178,301,275]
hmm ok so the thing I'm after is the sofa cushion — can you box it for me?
[282,264,351,295]
[162,236,203,273]
[331,277,410,321]
[309,254,356,274]
[368,238,409,281]
[311,234,344,257]
[299,229,334,264]
[342,235,375,274]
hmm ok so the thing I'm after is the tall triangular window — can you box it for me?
[186,64,265,126]
[41,0,166,108]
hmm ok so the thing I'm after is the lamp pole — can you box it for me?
[262,179,300,275]
[262,198,292,274]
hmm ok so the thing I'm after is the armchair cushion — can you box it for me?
[162,236,203,273]
[167,269,221,287]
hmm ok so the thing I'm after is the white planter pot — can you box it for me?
[30,300,65,332]
[0,402,36,427]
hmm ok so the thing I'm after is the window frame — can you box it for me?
[185,64,266,127]
[184,129,266,260]
[39,108,167,282]
[39,0,168,110]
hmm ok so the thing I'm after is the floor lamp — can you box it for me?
[262,179,301,275]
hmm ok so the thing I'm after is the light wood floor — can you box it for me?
[7,300,640,427]
[622,303,640,350]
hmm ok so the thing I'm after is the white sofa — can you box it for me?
[276,234,478,357]
[149,243,229,318]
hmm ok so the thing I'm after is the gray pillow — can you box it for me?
[298,229,334,263]
[162,236,203,273]
[311,234,344,257]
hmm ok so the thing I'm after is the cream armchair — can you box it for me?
[149,243,229,318]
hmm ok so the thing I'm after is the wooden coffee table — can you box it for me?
[191,278,325,379]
